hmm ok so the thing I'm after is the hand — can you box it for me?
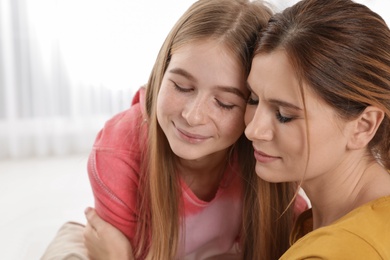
[84,207,135,260]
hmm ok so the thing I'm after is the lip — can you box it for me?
[253,148,280,163]
[174,125,210,144]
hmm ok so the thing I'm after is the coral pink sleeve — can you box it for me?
[87,88,147,246]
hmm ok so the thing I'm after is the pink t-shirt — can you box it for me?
[88,88,244,259]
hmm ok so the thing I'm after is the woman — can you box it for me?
[245,0,390,258]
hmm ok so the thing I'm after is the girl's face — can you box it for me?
[157,40,248,161]
[244,50,351,185]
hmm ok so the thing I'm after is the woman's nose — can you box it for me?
[245,107,273,141]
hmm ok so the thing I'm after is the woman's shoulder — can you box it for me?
[282,225,386,259]
[284,196,390,259]
[337,195,390,228]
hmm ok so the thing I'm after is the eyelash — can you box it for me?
[215,99,235,110]
[247,96,258,105]
[247,96,293,123]
[276,111,293,123]
[173,82,235,111]
[173,83,192,93]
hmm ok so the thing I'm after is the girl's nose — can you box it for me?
[182,96,207,126]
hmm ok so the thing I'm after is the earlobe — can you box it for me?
[347,106,384,150]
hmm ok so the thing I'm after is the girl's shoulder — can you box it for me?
[93,87,148,152]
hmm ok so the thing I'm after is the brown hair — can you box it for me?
[136,0,296,259]
[255,0,390,170]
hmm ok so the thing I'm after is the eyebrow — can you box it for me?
[215,86,247,100]
[269,99,303,111]
[169,68,247,100]
[168,68,197,83]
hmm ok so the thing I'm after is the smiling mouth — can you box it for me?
[253,149,279,163]
[174,125,210,144]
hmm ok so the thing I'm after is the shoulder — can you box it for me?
[92,87,148,152]
[282,228,382,259]
[284,196,390,259]
[336,196,390,238]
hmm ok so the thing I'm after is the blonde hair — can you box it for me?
[136,0,296,259]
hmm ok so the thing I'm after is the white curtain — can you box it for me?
[0,0,387,159]
[0,0,194,159]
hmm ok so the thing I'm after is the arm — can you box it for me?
[87,99,147,248]
[84,207,134,260]
[87,148,141,242]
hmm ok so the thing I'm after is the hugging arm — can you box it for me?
[84,207,135,260]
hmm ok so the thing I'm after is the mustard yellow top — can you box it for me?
[280,196,390,260]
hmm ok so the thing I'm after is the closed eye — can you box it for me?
[247,97,258,105]
[276,111,293,123]
[215,99,235,110]
[173,82,192,92]
[247,92,258,105]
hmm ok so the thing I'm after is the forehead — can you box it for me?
[170,39,237,66]
[168,39,246,87]
[172,37,235,57]
[248,51,302,101]
[249,51,341,121]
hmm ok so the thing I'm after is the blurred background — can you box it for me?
[0,0,388,259]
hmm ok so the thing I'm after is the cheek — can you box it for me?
[280,124,308,161]
[244,106,255,126]
[220,113,246,140]
[156,84,179,114]
[308,123,346,162]
[288,136,306,157]
[156,92,168,112]
[156,93,165,118]
[156,88,175,125]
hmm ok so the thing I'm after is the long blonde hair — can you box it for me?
[136,0,296,259]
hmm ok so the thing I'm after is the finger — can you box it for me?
[84,207,95,223]
[84,207,104,231]
[84,222,98,242]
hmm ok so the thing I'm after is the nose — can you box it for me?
[244,106,273,142]
[182,95,208,126]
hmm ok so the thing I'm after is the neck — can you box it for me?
[177,149,230,201]
[303,160,390,229]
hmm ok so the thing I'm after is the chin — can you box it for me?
[171,146,202,160]
[255,167,285,183]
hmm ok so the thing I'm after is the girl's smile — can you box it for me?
[174,124,211,144]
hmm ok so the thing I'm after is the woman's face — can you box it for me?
[244,50,351,184]
[157,39,248,161]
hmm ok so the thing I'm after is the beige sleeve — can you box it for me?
[41,222,88,260]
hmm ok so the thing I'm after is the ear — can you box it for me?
[347,106,384,150]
